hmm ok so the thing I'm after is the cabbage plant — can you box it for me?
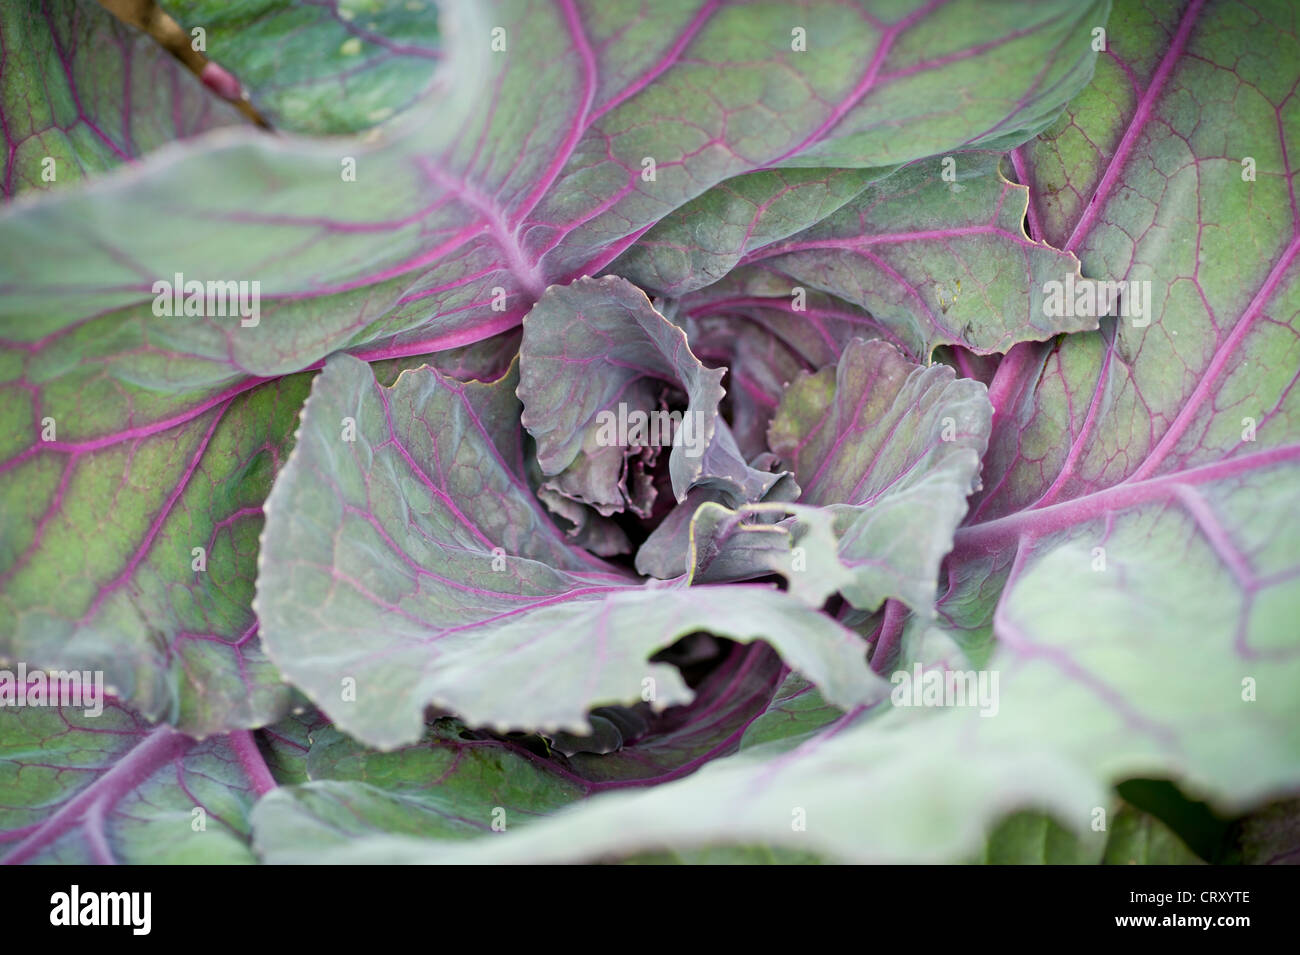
[0,0,1297,866]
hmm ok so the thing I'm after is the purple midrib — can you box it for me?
[0,315,527,474]
[954,442,1300,556]
[1061,0,1208,255]
[1,725,194,865]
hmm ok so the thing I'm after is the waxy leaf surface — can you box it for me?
[256,354,883,747]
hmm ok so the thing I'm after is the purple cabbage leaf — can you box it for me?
[0,0,1104,734]
[258,0,1299,864]
[4,0,1297,868]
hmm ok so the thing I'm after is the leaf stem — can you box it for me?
[229,730,277,796]
[870,599,907,674]
[2,724,192,865]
